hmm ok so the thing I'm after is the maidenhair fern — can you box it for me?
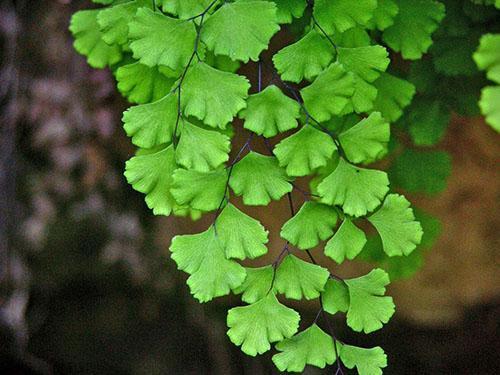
[70,0,499,373]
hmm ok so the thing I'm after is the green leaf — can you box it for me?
[160,0,213,19]
[272,324,335,372]
[201,1,280,62]
[229,152,293,206]
[318,158,389,217]
[332,27,371,48]
[116,62,175,104]
[275,255,330,300]
[337,45,390,113]
[70,10,122,68]
[407,98,450,146]
[274,125,337,177]
[322,279,349,314]
[371,73,416,122]
[368,194,423,256]
[313,0,377,34]
[215,203,269,260]
[338,112,390,164]
[340,345,387,375]
[367,0,399,30]
[325,219,367,264]
[227,293,300,356]
[169,227,246,302]
[474,34,500,84]
[171,168,227,211]
[122,93,177,148]
[431,33,481,76]
[124,145,177,215]
[273,30,335,83]
[97,0,150,46]
[176,122,230,171]
[344,268,395,333]
[390,149,452,195]
[382,0,445,60]
[280,202,338,250]
[233,266,274,303]
[301,63,355,121]
[266,0,307,24]
[181,62,250,128]
[128,8,197,70]
[479,86,500,131]
[238,85,301,137]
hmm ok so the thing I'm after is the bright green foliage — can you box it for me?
[70,9,122,68]
[116,62,175,104]
[337,45,390,113]
[301,63,355,121]
[201,1,280,62]
[318,158,389,217]
[273,30,335,83]
[233,266,274,303]
[180,62,250,128]
[371,73,416,122]
[479,86,500,131]
[368,0,399,30]
[338,112,390,164]
[325,219,367,264]
[313,0,377,34]
[275,255,330,300]
[215,203,269,260]
[97,0,150,46]
[176,122,230,171]
[273,324,335,372]
[124,145,177,215]
[368,194,423,256]
[229,152,293,205]
[383,0,445,60]
[322,279,349,314]
[340,345,387,375]
[72,0,493,370]
[122,93,177,148]
[169,227,246,302]
[160,0,213,19]
[390,150,452,195]
[239,85,301,137]
[407,99,450,146]
[227,293,300,356]
[171,168,227,211]
[128,8,197,69]
[274,125,337,177]
[474,34,500,83]
[266,0,306,24]
[344,269,395,333]
[280,202,338,250]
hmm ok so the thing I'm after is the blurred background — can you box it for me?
[1,0,499,374]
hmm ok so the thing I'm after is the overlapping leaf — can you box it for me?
[313,0,377,34]
[239,85,301,137]
[273,30,335,83]
[371,73,416,122]
[273,324,336,372]
[227,293,300,356]
[169,227,246,302]
[180,62,250,128]
[124,145,177,215]
[274,125,337,177]
[171,168,227,211]
[368,194,423,256]
[280,202,338,250]
[215,203,269,260]
[275,255,330,300]
[229,152,293,205]
[234,266,274,303]
[325,219,367,264]
[318,158,389,217]
[128,8,197,69]
[201,1,280,62]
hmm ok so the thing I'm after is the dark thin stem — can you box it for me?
[186,0,219,20]
[305,0,338,52]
